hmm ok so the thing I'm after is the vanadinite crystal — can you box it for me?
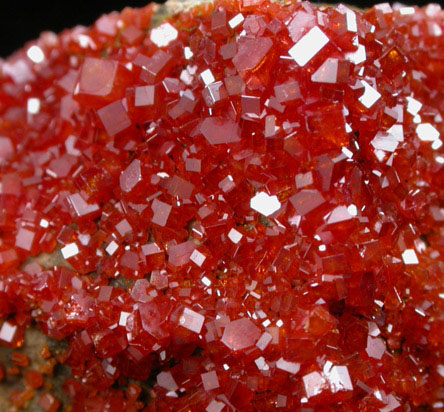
[1,0,444,410]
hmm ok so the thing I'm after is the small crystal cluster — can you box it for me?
[1,0,444,410]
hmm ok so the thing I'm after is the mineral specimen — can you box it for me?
[1,0,444,410]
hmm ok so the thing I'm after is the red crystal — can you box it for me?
[1,1,444,411]
[38,393,60,412]
[24,369,44,389]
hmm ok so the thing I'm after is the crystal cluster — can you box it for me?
[0,0,444,410]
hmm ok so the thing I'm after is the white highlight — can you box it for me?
[190,249,206,267]
[228,228,243,244]
[345,10,357,32]
[39,219,49,228]
[0,321,17,343]
[250,192,281,216]
[27,45,45,64]
[150,23,178,47]
[27,98,41,114]
[416,123,440,142]
[347,204,358,216]
[184,47,193,60]
[119,311,131,327]
[326,365,353,393]
[402,249,419,265]
[288,26,329,67]
[346,44,366,64]
[106,240,119,256]
[229,13,244,29]
[358,81,381,109]
[371,132,399,152]
[406,96,422,116]
[276,358,300,374]
[256,332,273,351]
[200,69,215,85]
[399,7,415,15]
[179,308,205,333]
[61,243,79,259]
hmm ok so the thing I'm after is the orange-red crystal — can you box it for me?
[1,1,444,411]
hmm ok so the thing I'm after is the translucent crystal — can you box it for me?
[131,279,150,303]
[201,117,241,144]
[365,336,386,359]
[135,86,155,107]
[276,358,300,374]
[185,158,202,172]
[303,371,329,398]
[168,241,196,267]
[274,81,300,103]
[202,82,227,106]
[190,249,206,267]
[206,400,225,412]
[380,394,401,412]
[179,307,205,333]
[121,26,143,44]
[201,371,219,391]
[67,193,99,217]
[221,318,261,351]
[256,332,273,351]
[327,206,353,224]
[142,243,162,256]
[0,136,14,163]
[255,356,269,371]
[264,115,277,138]
[220,42,237,60]
[224,75,245,96]
[345,44,366,64]
[233,36,273,71]
[15,228,35,251]
[157,371,178,391]
[167,175,194,199]
[290,189,325,216]
[120,159,142,193]
[287,11,316,42]
[77,58,117,97]
[295,172,313,189]
[151,199,172,227]
[116,218,132,236]
[371,132,399,152]
[97,99,131,136]
[241,95,261,117]
[311,58,349,84]
[135,50,172,84]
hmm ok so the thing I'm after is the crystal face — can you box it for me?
[288,26,329,66]
[1,1,444,411]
